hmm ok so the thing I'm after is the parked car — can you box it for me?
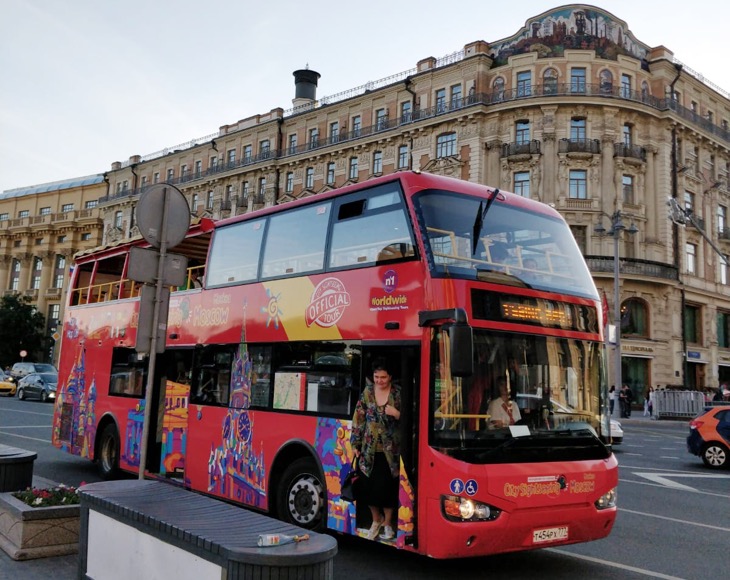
[610,419,624,445]
[687,405,730,469]
[0,370,16,397]
[10,362,57,381]
[17,372,59,402]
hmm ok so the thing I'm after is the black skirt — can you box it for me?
[361,452,399,509]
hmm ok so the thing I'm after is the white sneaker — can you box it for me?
[367,521,383,540]
[379,525,395,540]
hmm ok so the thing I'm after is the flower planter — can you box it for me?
[0,491,80,560]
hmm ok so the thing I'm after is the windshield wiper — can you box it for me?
[471,189,499,256]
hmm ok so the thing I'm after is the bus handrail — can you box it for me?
[71,265,206,305]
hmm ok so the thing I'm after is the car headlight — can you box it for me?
[594,488,617,510]
[441,495,501,522]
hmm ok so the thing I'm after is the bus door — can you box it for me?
[146,348,194,480]
[359,344,420,546]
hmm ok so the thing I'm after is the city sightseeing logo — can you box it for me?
[370,269,409,312]
[305,277,351,328]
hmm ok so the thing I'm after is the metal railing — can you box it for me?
[585,256,679,281]
[653,389,706,419]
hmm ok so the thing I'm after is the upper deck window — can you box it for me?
[328,183,415,269]
[207,219,266,286]
[261,203,331,279]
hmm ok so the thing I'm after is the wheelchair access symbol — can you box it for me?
[464,479,478,496]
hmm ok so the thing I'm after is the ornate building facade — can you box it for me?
[8,5,730,392]
[0,175,105,363]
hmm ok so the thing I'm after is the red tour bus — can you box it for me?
[53,171,618,558]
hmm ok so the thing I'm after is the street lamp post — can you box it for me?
[595,211,638,408]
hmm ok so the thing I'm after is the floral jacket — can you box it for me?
[350,383,401,478]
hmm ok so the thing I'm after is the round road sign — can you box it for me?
[135,184,191,249]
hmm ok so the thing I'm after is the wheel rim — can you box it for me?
[287,474,324,526]
[705,446,726,467]
[41,391,47,402]
[101,433,117,473]
[18,389,23,399]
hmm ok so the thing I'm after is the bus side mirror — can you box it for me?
[448,322,473,377]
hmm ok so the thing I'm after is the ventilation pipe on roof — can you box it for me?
[292,67,321,111]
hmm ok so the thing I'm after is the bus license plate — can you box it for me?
[532,526,568,544]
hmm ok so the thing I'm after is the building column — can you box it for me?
[644,145,658,242]
[485,139,502,186]
[601,135,616,213]
[18,253,33,292]
[36,252,55,317]
[0,256,10,291]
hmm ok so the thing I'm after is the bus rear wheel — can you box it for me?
[276,457,325,531]
[97,423,120,479]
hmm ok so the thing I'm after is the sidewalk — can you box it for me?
[0,475,78,580]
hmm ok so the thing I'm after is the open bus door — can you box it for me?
[354,345,419,546]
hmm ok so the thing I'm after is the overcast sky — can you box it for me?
[1,0,728,193]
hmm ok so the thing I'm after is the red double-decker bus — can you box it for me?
[53,171,617,558]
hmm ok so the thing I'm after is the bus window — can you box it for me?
[109,347,147,398]
[191,345,236,406]
[207,219,266,287]
[261,203,331,279]
[329,186,415,268]
[249,345,272,408]
[269,341,361,416]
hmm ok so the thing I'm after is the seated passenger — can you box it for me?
[487,378,521,429]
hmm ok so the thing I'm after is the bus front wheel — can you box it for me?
[276,457,325,531]
[97,423,120,480]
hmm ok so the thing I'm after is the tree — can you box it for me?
[0,294,46,368]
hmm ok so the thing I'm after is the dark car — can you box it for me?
[10,362,57,381]
[17,372,59,402]
[687,405,730,468]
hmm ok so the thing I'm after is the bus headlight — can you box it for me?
[594,488,617,510]
[442,495,501,522]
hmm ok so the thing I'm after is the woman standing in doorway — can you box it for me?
[351,359,401,541]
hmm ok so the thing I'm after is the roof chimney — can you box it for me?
[292,67,320,111]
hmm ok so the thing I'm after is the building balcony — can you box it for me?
[585,255,679,281]
[614,142,647,162]
[558,138,601,155]
[501,140,541,158]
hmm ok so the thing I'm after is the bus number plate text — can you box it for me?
[532,526,568,544]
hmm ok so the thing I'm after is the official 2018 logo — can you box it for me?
[305,277,351,327]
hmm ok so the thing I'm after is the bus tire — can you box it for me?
[275,457,325,531]
[97,423,120,480]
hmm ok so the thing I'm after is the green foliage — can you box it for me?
[0,293,46,367]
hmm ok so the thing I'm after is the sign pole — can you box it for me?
[138,188,171,480]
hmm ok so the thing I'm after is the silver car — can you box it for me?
[17,372,59,402]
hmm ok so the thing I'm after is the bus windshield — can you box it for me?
[414,189,597,299]
[430,328,610,463]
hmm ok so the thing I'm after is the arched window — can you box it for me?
[621,297,649,338]
[543,68,558,95]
